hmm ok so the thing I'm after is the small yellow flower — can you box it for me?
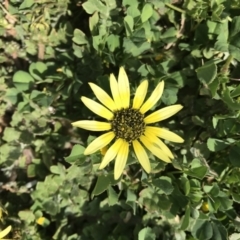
[0,225,12,239]
[72,67,184,180]
[36,217,45,226]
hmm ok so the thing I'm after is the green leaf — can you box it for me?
[152,177,174,195]
[42,200,59,215]
[89,12,99,33]
[29,62,47,81]
[64,144,85,164]
[27,164,36,178]
[82,0,106,14]
[2,127,21,142]
[124,15,134,36]
[180,205,190,230]
[207,138,229,152]
[141,4,153,23]
[230,85,240,97]
[229,16,240,38]
[5,88,20,104]
[214,40,229,52]
[229,44,240,61]
[19,0,34,9]
[208,77,219,97]
[192,219,213,240]
[185,166,208,180]
[18,210,35,223]
[229,146,240,167]
[127,5,141,18]
[107,34,120,52]
[196,62,217,84]
[138,227,156,240]
[92,175,111,196]
[13,70,34,91]
[107,186,118,206]
[222,88,240,110]
[212,219,227,237]
[73,29,88,45]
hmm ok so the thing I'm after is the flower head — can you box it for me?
[72,67,183,180]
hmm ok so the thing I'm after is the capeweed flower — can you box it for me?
[72,67,184,179]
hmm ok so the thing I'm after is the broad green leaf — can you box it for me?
[141,4,153,23]
[107,186,118,206]
[29,62,47,81]
[82,0,106,14]
[232,193,240,203]
[92,175,111,196]
[18,210,35,223]
[196,62,217,84]
[107,34,120,52]
[2,127,21,142]
[180,205,190,230]
[222,88,240,110]
[229,146,240,167]
[207,138,229,152]
[124,15,134,36]
[208,77,219,97]
[64,144,85,164]
[89,12,99,33]
[138,227,156,240]
[211,222,227,240]
[152,177,174,195]
[73,29,88,45]
[19,0,34,9]
[127,5,141,18]
[5,88,20,104]
[13,70,34,91]
[192,219,213,240]
[27,164,36,178]
[123,0,138,7]
[229,44,240,61]
[42,200,59,215]
[185,166,208,180]
[214,40,229,52]
[230,85,240,97]
[229,16,240,38]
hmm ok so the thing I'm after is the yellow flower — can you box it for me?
[0,225,12,239]
[36,217,45,226]
[72,67,184,180]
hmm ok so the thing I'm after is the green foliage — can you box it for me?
[1,0,240,239]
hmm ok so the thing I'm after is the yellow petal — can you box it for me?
[84,132,115,155]
[144,104,183,124]
[88,82,117,111]
[132,140,151,173]
[118,67,130,108]
[81,97,114,120]
[145,126,184,143]
[144,129,174,158]
[0,225,12,239]
[132,80,148,109]
[140,81,164,114]
[114,141,129,180]
[99,138,124,169]
[72,120,111,131]
[110,73,122,110]
[140,135,171,163]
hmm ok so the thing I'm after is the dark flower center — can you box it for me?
[111,108,146,143]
